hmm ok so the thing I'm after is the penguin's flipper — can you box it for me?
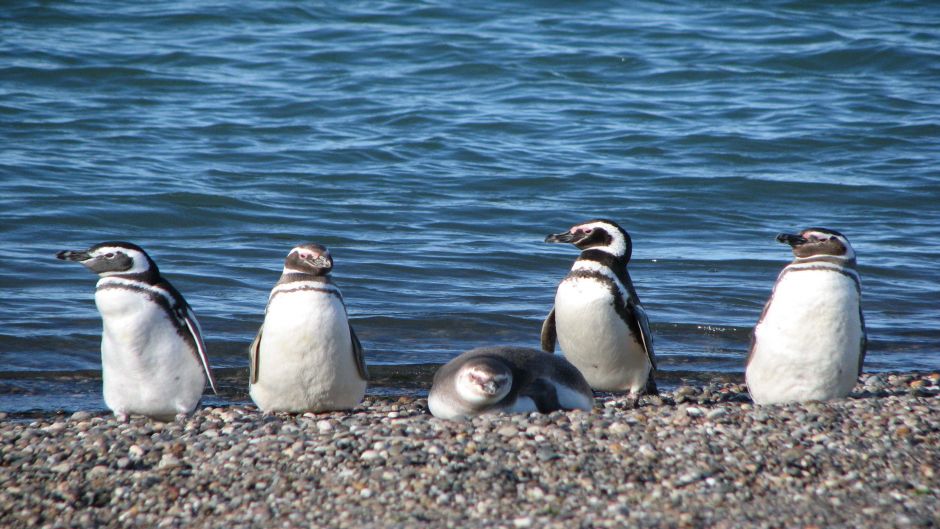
[180,306,218,395]
[631,301,656,370]
[540,307,557,353]
[349,324,369,381]
[858,307,867,377]
[249,326,263,385]
[521,378,561,413]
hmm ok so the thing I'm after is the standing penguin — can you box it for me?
[541,219,657,397]
[249,243,367,412]
[746,228,866,405]
[56,242,217,419]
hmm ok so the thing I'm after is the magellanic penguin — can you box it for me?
[56,242,217,419]
[746,228,866,405]
[249,243,367,413]
[428,346,594,420]
[541,219,657,397]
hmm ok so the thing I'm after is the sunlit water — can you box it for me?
[1,1,938,415]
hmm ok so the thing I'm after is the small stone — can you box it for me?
[676,471,702,486]
[609,422,630,435]
[50,462,72,473]
[686,407,704,417]
[909,379,926,389]
[513,517,533,528]
[360,450,381,461]
[44,422,67,434]
[158,454,181,469]
[316,420,333,433]
[706,408,728,420]
[497,425,518,437]
[70,411,92,421]
[88,465,109,479]
[128,445,145,461]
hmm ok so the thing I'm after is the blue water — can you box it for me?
[2,1,938,415]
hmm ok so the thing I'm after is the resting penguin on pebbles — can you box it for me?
[249,244,367,413]
[541,219,657,400]
[56,242,217,419]
[428,346,593,420]
[746,227,866,405]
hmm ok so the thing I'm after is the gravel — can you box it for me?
[1,372,938,528]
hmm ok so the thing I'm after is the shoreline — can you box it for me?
[1,373,937,528]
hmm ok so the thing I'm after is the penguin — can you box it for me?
[541,219,657,397]
[249,243,367,413]
[746,227,866,405]
[56,241,217,419]
[428,346,594,420]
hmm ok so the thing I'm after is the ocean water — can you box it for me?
[1,1,938,416]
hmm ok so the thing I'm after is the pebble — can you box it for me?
[497,425,518,437]
[70,411,92,422]
[706,408,728,420]
[316,420,333,433]
[360,450,381,461]
[0,373,936,528]
[609,422,630,435]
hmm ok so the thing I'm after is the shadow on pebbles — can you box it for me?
[1,373,938,528]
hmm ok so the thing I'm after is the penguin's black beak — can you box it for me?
[545,231,577,244]
[310,255,332,269]
[56,249,91,262]
[776,233,807,247]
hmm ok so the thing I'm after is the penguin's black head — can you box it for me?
[455,357,513,406]
[776,227,855,262]
[56,241,158,278]
[284,243,333,276]
[545,219,632,260]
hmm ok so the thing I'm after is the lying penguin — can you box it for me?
[428,346,594,420]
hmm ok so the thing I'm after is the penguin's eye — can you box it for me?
[105,253,115,259]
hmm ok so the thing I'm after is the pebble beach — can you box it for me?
[2,373,938,529]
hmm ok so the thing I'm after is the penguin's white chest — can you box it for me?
[94,286,205,417]
[554,277,649,392]
[747,269,863,404]
[250,290,365,412]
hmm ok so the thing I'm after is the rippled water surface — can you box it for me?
[2,1,938,414]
